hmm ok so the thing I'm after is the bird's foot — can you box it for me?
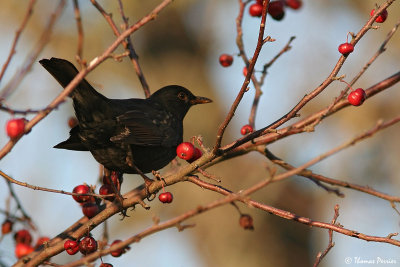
[103,169,127,215]
[152,170,167,186]
[119,208,130,219]
[143,178,157,201]
[138,199,151,210]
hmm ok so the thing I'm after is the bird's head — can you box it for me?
[150,85,212,119]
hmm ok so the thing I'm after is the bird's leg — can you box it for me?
[125,156,154,200]
[103,168,127,217]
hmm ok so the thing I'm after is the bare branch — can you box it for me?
[313,204,339,267]
[0,0,66,99]
[72,0,84,60]
[0,0,37,83]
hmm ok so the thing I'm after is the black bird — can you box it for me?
[40,57,211,176]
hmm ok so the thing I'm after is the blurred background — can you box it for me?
[0,0,400,266]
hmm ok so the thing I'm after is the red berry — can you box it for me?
[110,239,128,257]
[103,171,122,187]
[187,148,202,163]
[241,124,254,135]
[159,192,173,203]
[239,214,254,230]
[176,142,196,161]
[82,202,100,218]
[99,184,115,201]
[35,236,50,249]
[72,184,91,203]
[219,54,233,67]
[14,229,32,245]
[64,239,79,255]
[249,3,263,17]
[68,117,78,128]
[338,43,354,56]
[268,1,285,21]
[100,264,113,267]
[1,219,13,234]
[243,66,248,76]
[6,118,26,139]
[79,236,98,255]
[348,88,366,106]
[285,0,302,9]
[15,243,34,259]
[370,9,388,23]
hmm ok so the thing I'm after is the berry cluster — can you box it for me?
[176,142,203,163]
[72,184,100,218]
[64,235,98,255]
[370,8,388,23]
[64,236,129,259]
[99,171,122,202]
[249,0,302,20]
[1,225,49,259]
[71,172,122,219]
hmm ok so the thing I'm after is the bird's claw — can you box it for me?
[146,193,157,201]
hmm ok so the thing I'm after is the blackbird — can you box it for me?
[40,58,212,175]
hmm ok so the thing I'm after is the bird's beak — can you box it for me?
[190,96,212,105]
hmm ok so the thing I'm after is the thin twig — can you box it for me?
[244,116,400,199]
[0,103,49,115]
[72,0,84,61]
[117,0,151,98]
[213,0,269,153]
[0,170,114,200]
[313,204,339,267]
[0,0,37,83]
[90,0,151,97]
[5,180,35,230]
[249,36,295,127]
[0,0,66,99]
[264,148,344,197]
[350,17,400,89]
[259,36,296,83]
[262,148,400,202]
[235,0,251,65]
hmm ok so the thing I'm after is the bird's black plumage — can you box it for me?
[40,58,212,174]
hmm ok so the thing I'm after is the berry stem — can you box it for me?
[161,182,165,193]
[339,79,354,91]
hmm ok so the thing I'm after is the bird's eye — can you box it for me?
[177,92,187,101]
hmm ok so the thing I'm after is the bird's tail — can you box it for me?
[40,57,108,121]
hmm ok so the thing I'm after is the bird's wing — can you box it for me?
[110,109,180,147]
